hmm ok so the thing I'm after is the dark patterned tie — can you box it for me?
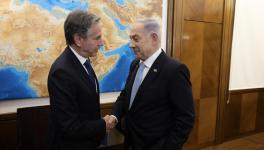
[84,60,96,81]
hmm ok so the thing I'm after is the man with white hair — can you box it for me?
[110,19,195,150]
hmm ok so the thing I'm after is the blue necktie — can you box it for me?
[129,62,145,109]
[83,60,96,90]
[84,60,95,80]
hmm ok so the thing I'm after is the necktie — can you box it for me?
[129,62,145,109]
[83,60,96,89]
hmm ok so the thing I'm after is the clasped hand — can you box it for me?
[103,115,117,132]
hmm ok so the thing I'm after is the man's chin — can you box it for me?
[89,53,97,57]
[135,54,142,60]
[87,50,98,57]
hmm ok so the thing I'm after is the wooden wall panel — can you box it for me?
[200,24,222,98]
[0,114,17,150]
[101,103,113,117]
[0,104,123,150]
[181,21,222,100]
[222,89,264,141]
[0,102,206,150]
[256,91,264,131]
[240,93,258,133]
[184,0,224,23]
[17,106,50,150]
[181,20,223,146]
[181,20,204,99]
[198,97,217,144]
[223,94,242,139]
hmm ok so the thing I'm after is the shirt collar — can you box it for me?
[69,46,88,65]
[141,48,162,68]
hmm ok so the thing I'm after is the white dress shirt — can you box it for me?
[69,46,98,93]
[140,48,162,82]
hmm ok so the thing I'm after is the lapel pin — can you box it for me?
[153,69,158,72]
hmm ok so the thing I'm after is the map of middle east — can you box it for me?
[0,0,163,100]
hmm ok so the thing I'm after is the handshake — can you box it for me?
[103,115,118,132]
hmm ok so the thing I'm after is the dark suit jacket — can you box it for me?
[113,51,195,150]
[47,46,105,150]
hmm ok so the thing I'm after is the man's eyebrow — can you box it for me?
[130,34,140,39]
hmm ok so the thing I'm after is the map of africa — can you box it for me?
[0,0,162,101]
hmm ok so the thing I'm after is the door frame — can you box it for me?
[215,0,236,144]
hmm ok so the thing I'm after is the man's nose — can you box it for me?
[99,39,104,46]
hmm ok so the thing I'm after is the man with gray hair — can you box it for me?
[48,10,111,150]
[110,19,195,150]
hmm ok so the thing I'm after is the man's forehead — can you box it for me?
[129,33,140,39]
[129,31,136,36]
[87,24,101,36]
[129,29,143,36]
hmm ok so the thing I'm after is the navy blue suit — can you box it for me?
[48,47,105,150]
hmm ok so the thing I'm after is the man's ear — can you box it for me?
[73,33,81,47]
[151,33,158,41]
[151,32,158,42]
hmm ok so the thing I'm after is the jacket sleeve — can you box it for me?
[112,59,138,120]
[164,64,195,150]
[48,69,106,141]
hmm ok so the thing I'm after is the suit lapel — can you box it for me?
[65,47,98,94]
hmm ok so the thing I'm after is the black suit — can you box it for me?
[47,47,105,150]
[113,51,195,150]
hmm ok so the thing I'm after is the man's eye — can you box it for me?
[133,38,139,42]
[95,36,101,40]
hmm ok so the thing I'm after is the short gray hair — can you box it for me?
[137,19,161,39]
